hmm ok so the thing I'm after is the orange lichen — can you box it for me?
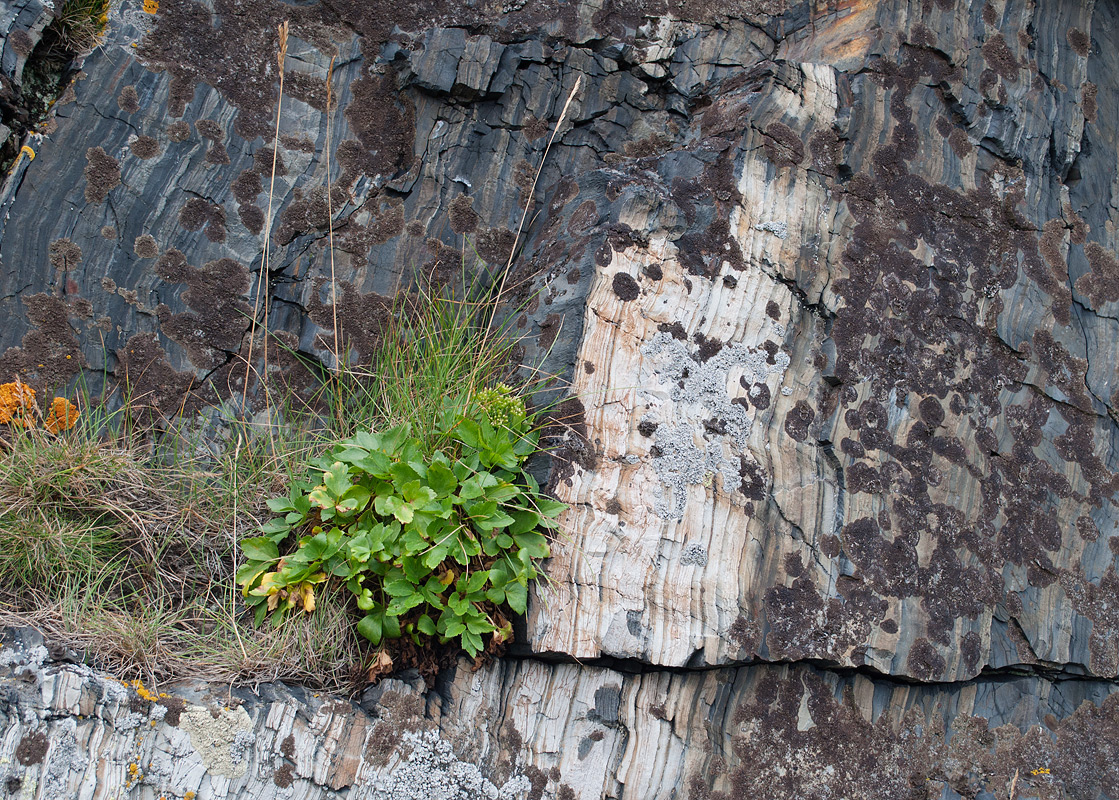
[0,382,36,426]
[44,397,79,433]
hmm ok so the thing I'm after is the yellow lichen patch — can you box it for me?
[0,381,36,425]
[130,678,158,702]
[143,0,158,11]
[44,397,79,433]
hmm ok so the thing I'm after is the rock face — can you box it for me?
[1,0,1118,797]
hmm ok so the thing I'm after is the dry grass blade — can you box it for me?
[481,75,583,359]
[242,20,291,419]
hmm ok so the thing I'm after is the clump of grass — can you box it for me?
[0,398,362,691]
[53,0,113,56]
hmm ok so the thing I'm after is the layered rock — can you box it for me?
[0,0,1117,796]
[3,628,1118,800]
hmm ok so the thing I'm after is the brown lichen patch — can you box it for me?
[136,0,341,140]
[239,204,264,235]
[195,119,223,141]
[814,41,1119,672]
[273,763,293,788]
[205,143,231,165]
[333,197,405,267]
[133,235,159,259]
[231,169,262,204]
[567,200,599,236]
[1074,242,1119,308]
[252,145,286,177]
[727,613,760,653]
[783,401,814,442]
[474,227,516,267]
[275,186,349,245]
[15,731,48,765]
[762,122,805,167]
[612,272,639,301]
[280,134,315,152]
[906,637,946,680]
[84,146,121,203]
[9,29,33,57]
[117,85,141,113]
[285,69,330,111]
[307,278,392,360]
[1082,82,1097,123]
[154,251,251,369]
[981,33,1018,81]
[1066,27,1090,57]
[262,330,325,408]
[48,238,82,271]
[523,114,549,141]
[130,135,161,159]
[178,198,227,243]
[513,159,535,194]
[115,332,214,421]
[69,297,93,320]
[100,226,117,239]
[157,696,185,726]
[448,195,479,235]
[0,294,84,394]
[1060,567,1119,675]
[546,396,596,488]
[343,67,416,181]
[166,120,191,142]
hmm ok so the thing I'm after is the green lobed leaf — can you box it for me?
[240,537,280,562]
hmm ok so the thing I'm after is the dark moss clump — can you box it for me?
[83,146,121,203]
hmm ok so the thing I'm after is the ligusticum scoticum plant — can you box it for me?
[236,384,564,658]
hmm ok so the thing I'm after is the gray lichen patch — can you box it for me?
[179,704,255,779]
[640,330,789,518]
[369,730,530,800]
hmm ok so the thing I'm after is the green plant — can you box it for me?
[236,384,564,658]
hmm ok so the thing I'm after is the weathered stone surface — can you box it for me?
[0,0,1117,796]
[2,628,1117,799]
